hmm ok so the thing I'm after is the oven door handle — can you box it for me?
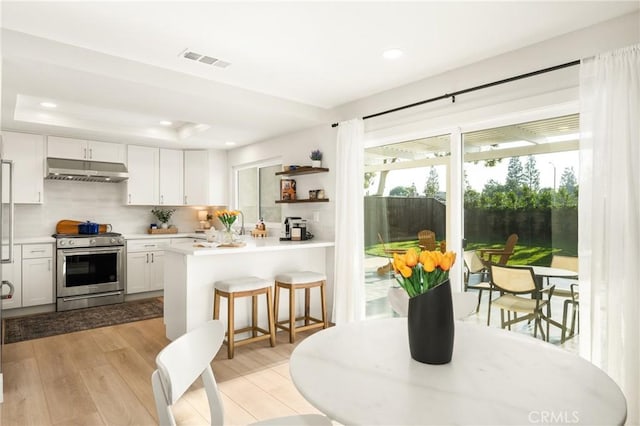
[59,249,122,256]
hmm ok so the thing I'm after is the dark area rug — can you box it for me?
[3,298,163,344]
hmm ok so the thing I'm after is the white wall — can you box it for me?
[334,11,640,131]
[14,180,209,238]
[226,124,338,241]
[224,12,639,299]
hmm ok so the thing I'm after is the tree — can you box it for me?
[559,166,578,194]
[364,171,376,194]
[505,157,524,192]
[423,166,440,197]
[389,186,410,196]
[523,156,540,191]
[464,188,481,208]
[482,179,505,198]
[408,182,418,197]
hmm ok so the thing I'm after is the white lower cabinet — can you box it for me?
[1,245,22,310]
[21,244,54,307]
[126,239,169,294]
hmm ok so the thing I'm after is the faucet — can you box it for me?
[238,210,245,235]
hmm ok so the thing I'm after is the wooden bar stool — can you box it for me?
[274,271,328,343]
[213,276,276,358]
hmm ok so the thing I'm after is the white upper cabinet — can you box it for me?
[47,136,125,163]
[127,145,159,205]
[159,149,184,206]
[184,149,227,206]
[87,140,126,163]
[184,150,209,206]
[208,149,228,205]
[1,131,45,204]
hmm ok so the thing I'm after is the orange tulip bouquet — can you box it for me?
[392,248,457,297]
[214,209,239,232]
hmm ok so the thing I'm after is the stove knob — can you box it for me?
[111,238,116,244]
[59,240,66,246]
[90,239,96,245]
[69,240,75,246]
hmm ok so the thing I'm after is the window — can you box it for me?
[462,114,579,264]
[236,162,282,225]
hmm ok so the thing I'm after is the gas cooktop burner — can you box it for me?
[52,232,122,238]
[53,232,125,248]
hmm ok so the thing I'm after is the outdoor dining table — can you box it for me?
[290,318,626,425]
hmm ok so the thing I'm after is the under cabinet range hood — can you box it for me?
[46,158,129,183]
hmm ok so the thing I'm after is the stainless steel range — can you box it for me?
[54,232,125,311]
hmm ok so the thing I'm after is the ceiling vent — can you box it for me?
[180,49,231,68]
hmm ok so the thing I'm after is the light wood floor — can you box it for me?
[1,318,323,426]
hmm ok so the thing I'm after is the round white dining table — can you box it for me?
[290,318,626,425]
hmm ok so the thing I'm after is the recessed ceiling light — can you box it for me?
[160,120,173,126]
[225,141,236,146]
[40,101,57,108]
[383,48,404,60]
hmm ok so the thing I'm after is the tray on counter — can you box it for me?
[147,228,178,234]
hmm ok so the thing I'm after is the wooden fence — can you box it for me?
[364,196,578,252]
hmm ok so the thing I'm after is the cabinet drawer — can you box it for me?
[22,243,53,259]
[127,239,171,252]
[170,237,204,244]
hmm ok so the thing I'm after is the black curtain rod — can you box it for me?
[330,59,580,128]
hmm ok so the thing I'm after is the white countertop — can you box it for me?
[9,237,56,244]
[122,232,206,240]
[164,237,334,256]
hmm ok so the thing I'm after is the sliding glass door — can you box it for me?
[363,134,451,318]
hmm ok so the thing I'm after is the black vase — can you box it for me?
[407,279,455,364]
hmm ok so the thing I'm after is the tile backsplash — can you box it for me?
[14,180,214,238]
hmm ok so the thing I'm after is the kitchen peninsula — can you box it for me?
[162,237,334,340]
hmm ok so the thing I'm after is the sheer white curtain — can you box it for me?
[332,118,365,324]
[579,44,639,425]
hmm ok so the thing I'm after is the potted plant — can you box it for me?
[392,248,457,364]
[151,208,176,229]
[310,149,323,168]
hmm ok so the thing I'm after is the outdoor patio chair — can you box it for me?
[478,233,518,265]
[488,264,553,341]
[376,233,406,276]
[547,255,579,343]
[463,250,493,323]
[417,229,437,251]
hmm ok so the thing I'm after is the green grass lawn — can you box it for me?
[366,240,576,266]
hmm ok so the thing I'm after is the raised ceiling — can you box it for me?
[1,1,637,149]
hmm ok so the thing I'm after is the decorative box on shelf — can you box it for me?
[147,228,178,234]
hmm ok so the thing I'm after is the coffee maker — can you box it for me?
[280,216,302,241]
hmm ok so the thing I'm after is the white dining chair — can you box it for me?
[151,319,331,426]
[387,287,477,320]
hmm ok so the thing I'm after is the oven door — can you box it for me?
[57,246,124,297]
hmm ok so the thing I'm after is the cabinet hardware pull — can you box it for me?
[38,191,41,203]
[128,194,132,204]
[160,195,164,204]
[89,148,93,159]
[146,253,149,263]
[84,148,87,159]
[30,249,46,253]
[151,253,155,263]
